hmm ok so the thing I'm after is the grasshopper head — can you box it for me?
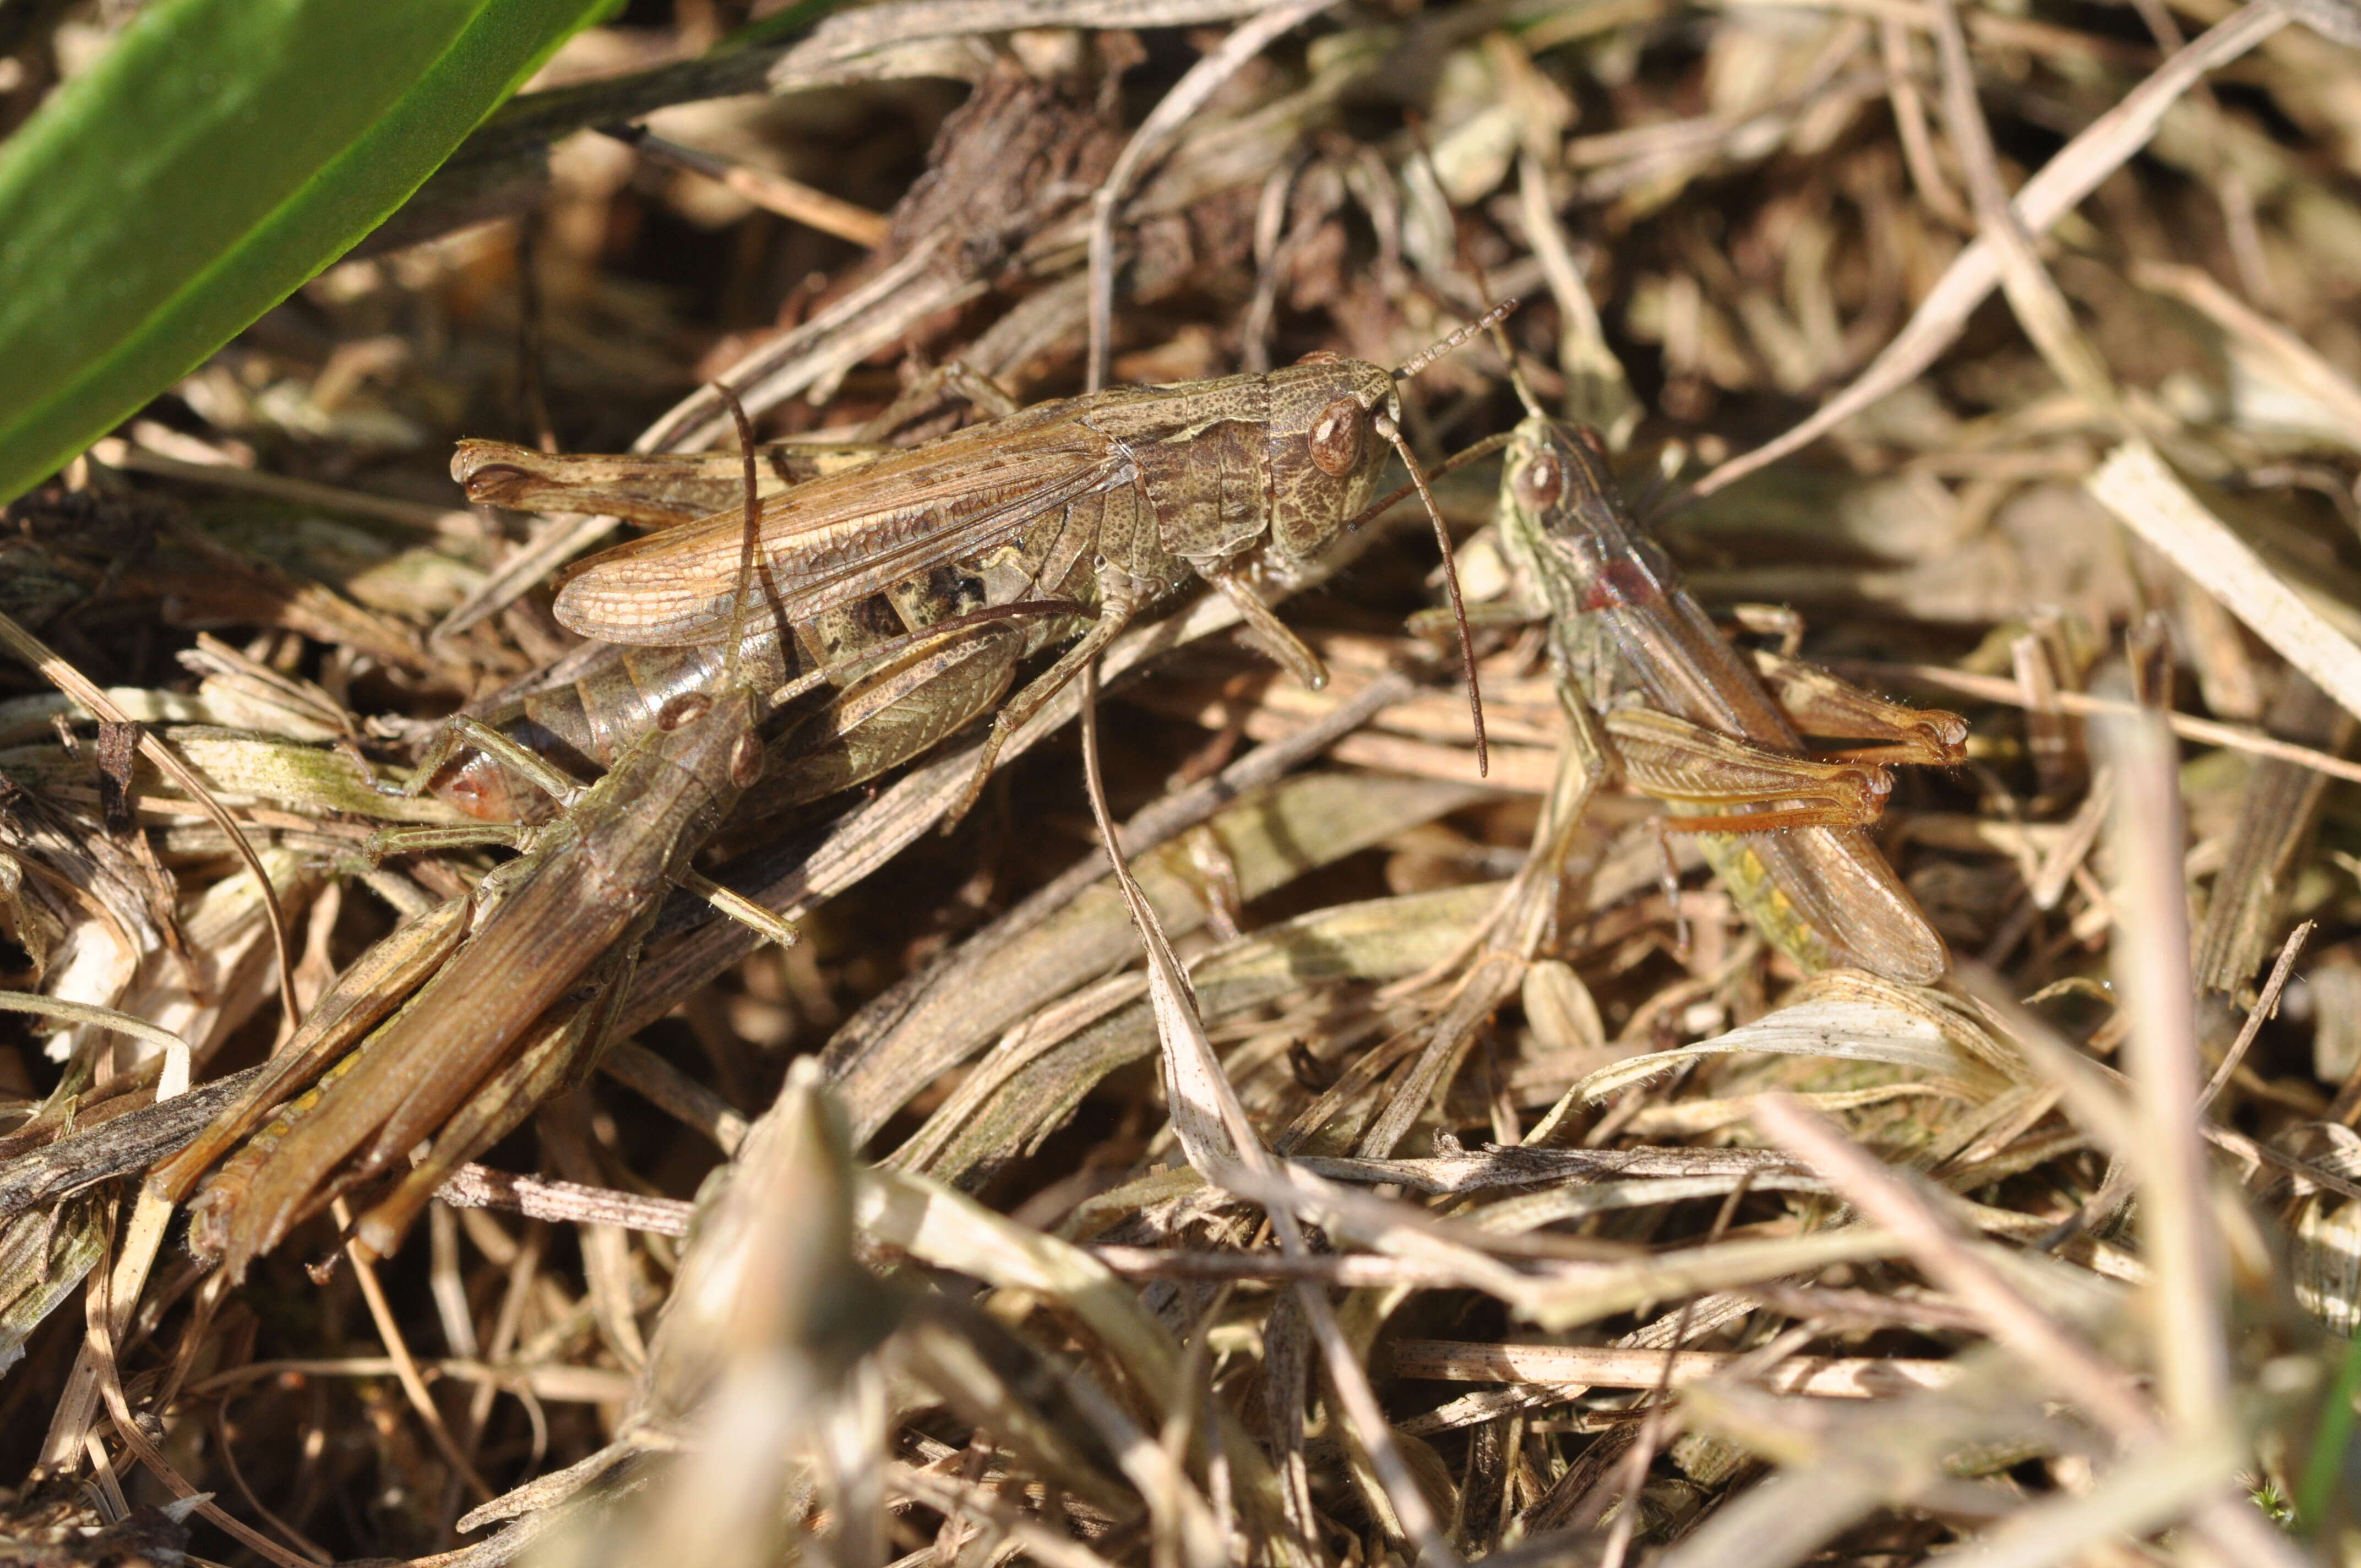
[1263,353,1397,561]
[1500,417,1671,617]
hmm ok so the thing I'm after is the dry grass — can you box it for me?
[6,0,2361,1563]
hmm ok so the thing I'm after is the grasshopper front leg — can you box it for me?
[1207,568,1328,689]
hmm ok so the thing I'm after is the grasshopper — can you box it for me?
[151,401,798,1276]
[1493,415,1966,983]
[427,311,1509,824]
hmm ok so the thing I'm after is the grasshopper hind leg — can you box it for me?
[746,627,1025,817]
[945,585,1142,825]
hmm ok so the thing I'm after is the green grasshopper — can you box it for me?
[1493,416,1966,983]
[427,312,1509,825]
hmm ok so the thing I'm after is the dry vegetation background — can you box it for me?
[7,0,2361,1562]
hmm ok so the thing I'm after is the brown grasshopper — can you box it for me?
[1493,413,1966,983]
[150,402,798,1276]
[427,311,1509,824]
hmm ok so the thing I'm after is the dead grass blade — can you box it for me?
[2088,440,2361,724]
[1695,0,2300,496]
[1076,662,1461,1566]
[0,608,300,1035]
[1086,0,1345,391]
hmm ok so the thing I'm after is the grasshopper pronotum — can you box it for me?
[428,310,1511,824]
[1494,415,1966,983]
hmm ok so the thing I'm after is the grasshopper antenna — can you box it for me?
[715,385,764,695]
[1485,304,1545,422]
[1406,117,1546,422]
[1392,298,1517,384]
[1371,407,1488,776]
[1339,432,1511,534]
[1390,133,1522,772]
[1453,242,1546,422]
[1388,290,1516,779]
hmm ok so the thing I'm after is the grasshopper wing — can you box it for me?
[1725,827,1949,984]
[456,438,889,530]
[553,431,1129,646]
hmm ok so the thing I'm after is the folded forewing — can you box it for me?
[553,432,1128,645]
[1739,828,1947,984]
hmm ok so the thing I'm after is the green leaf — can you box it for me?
[0,0,615,505]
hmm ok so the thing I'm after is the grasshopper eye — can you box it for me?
[1515,450,1563,509]
[1308,398,1364,477]
[728,732,764,788]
